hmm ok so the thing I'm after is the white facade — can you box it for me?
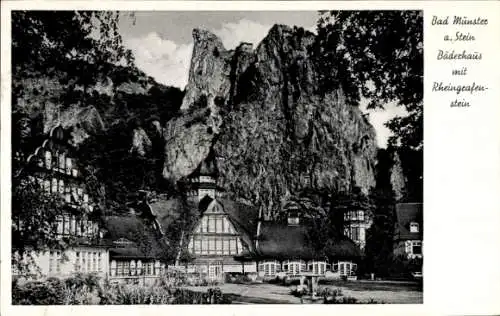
[13,247,109,279]
[256,259,357,279]
[394,239,423,259]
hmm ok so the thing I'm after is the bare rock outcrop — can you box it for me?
[163,25,380,214]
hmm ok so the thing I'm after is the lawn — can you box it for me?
[183,280,423,304]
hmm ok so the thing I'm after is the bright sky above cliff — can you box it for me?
[118,11,406,148]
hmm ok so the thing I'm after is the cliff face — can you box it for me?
[164,25,379,215]
[13,66,183,151]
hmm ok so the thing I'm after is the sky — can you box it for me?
[118,11,406,148]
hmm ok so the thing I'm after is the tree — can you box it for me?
[314,11,423,201]
[11,11,135,272]
[298,187,372,259]
[12,11,135,113]
[363,188,396,277]
[11,177,69,275]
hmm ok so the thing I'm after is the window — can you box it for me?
[358,210,364,221]
[237,239,243,254]
[202,239,208,255]
[98,253,102,272]
[229,239,236,254]
[223,239,230,255]
[208,238,215,254]
[337,261,356,276]
[58,153,65,171]
[215,239,223,255]
[70,217,76,235]
[87,253,91,271]
[352,227,360,241]
[81,252,87,272]
[332,263,339,273]
[56,216,64,235]
[66,157,72,175]
[71,187,79,203]
[208,217,216,232]
[52,178,58,194]
[412,241,422,255]
[65,186,71,203]
[145,262,154,275]
[216,218,223,233]
[63,216,70,235]
[58,180,64,194]
[75,252,81,271]
[308,261,325,274]
[260,260,279,277]
[410,222,419,233]
[117,261,131,276]
[76,220,82,236]
[49,251,61,274]
[43,179,51,193]
[87,220,93,237]
[202,217,208,232]
[92,252,97,271]
[194,239,201,254]
[137,260,143,275]
[347,226,361,242]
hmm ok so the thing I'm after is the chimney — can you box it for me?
[137,190,149,203]
[255,206,263,249]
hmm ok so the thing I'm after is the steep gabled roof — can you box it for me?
[218,198,260,249]
[394,203,423,241]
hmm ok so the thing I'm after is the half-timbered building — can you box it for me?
[393,203,423,259]
[14,125,108,278]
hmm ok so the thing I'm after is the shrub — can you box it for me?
[12,275,231,305]
[225,273,252,284]
[13,277,65,305]
[65,273,100,292]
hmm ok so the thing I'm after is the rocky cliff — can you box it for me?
[163,25,379,215]
[13,66,183,149]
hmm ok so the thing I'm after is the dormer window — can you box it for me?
[287,210,300,226]
[113,238,134,247]
[45,150,52,169]
[58,153,65,171]
[410,222,419,233]
[65,157,72,175]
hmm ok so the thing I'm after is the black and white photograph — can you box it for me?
[9,9,423,305]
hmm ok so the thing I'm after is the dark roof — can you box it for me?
[255,222,315,260]
[135,195,362,262]
[218,198,260,247]
[251,222,362,260]
[394,203,423,241]
[146,198,186,234]
[102,215,165,260]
